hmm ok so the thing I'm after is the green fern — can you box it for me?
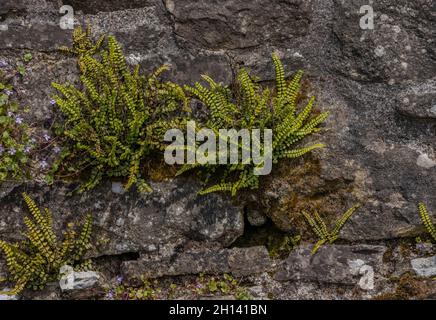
[177,53,328,196]
[59,25,105,58]
[50,27,190,192]
[0,193,93,295]
[418,202,436,242]
[303,204,360,254]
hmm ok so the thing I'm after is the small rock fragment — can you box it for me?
[59,265,100,291]
[411,256,436,277]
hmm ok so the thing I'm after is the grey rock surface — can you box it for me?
[411,256,436,278]
[0,179,244,256]
[1,0,434,241]
[121,246,272,283]
[0,0,435,300]
[275,245,387,289]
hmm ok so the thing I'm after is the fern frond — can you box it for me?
[22,193,56,247]
[278,143,325,160]
[303,204,360,255]
[52,27,190,193]
[302,210,324,239]
[285,70,304,113]
[272,53,286,100]
[0,195,94,295]
[418,203,436,242]
[311,239,326,255]
[199,182,234,195]
[183,54,327,196]
[332,203,360,237]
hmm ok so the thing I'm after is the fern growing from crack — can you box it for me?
[176,53,328,196]
[0,193,93,295]
[418,202,436,242]
[50,26,190,193]
[59,25,105,58]
[303,204,360,254]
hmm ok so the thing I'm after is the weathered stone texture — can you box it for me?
[0,0,435,300]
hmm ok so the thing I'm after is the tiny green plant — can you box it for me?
[0,193,93,295]
[23,53,33,63]
[113,279,159,300]
[17,65,26,77]
[177,53,328,196]
[268,234,301,259]
[303,204,360,254]
[0,72,34,183]
[50,26,190,193]
[197,273,252,300]
[418,202,436,242]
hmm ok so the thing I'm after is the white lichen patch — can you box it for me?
[386,192,408,209]
[351,168,378,206]
[374,46,385,57]
[411,256,436,277]
[292,52,304,59]
[380,14,389,22]
[416,153,436,169]
[392,25,401,33]
[115,217,125,227]
[165,0,175,14]
[364,139,392,155]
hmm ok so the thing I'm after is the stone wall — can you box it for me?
[0,0,435,299]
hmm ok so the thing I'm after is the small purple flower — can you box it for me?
[39,160,49,169]
[24,145,32,154]
[106,290,115,300]
[43,133,50,142]
[49,99,56,106]
[53,146,61,154]
[8,148,16,155]
[15,116,23,125]
[0,145,4,155]
[4,89,13,96]
[116,275,123,284]
[0,60,7,68]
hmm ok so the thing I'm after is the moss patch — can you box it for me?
[251,156,354,241]
[375,273,436,300]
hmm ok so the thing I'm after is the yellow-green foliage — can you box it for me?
[59,25,105,58]
[177,53,328,196]
[418,203,436,242]
[303,204,360,254]
[0,193,93,295]
[50,26,190,193]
